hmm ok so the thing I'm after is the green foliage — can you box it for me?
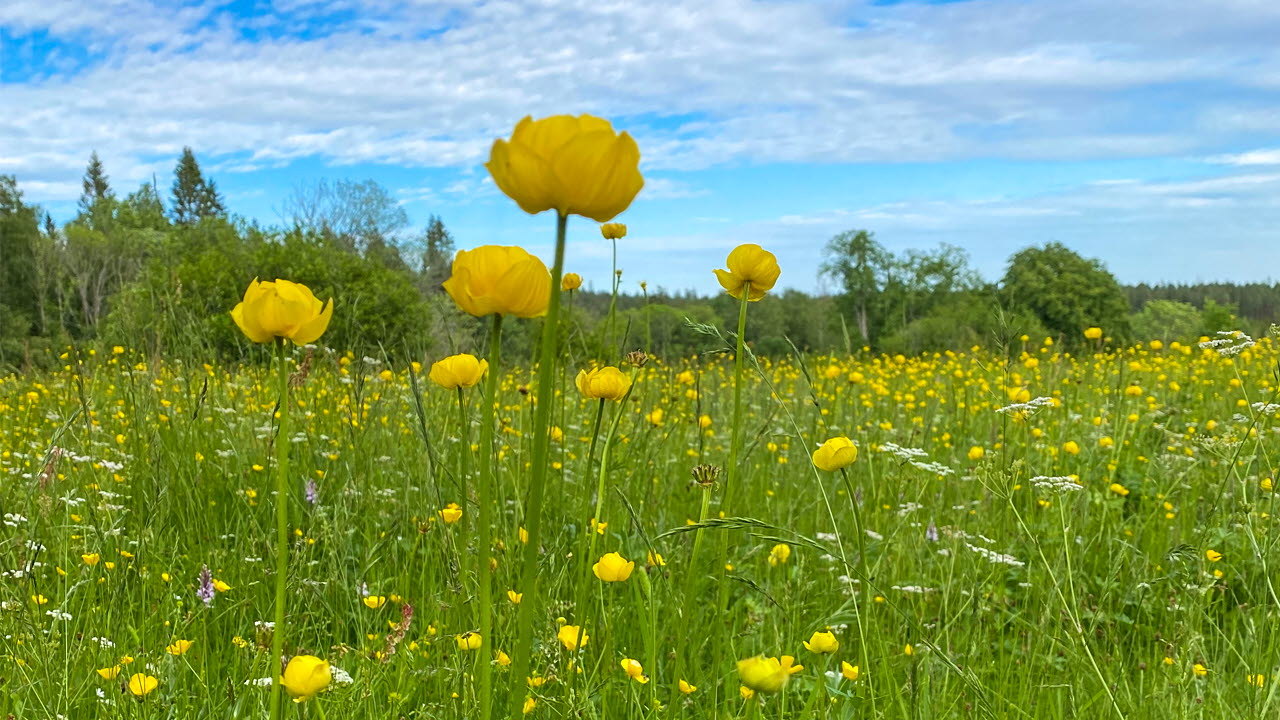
[1130,300,1202,343]
[170,147,225,225]
[1000,242,1130,343]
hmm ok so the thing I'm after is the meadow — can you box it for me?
[2,114,1279,720]
[2,325,1278,719]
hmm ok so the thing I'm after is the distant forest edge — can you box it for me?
[0,150,1274,370]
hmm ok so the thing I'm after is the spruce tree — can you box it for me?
[171,147,224,225]
[78,151,113,215]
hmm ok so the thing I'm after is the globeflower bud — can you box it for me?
[561,272,583,291]
[231,278,333,345]
[600,223,627,240]
[280,655,332,702]
[428,354,488,390]
[803,630,839,654]
[575,367,631,400]
[713,244,780,302]
[443,245,551,318]
[592,552,634,582]
[811,436,858,472]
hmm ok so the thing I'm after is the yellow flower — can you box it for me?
[457,632,483,651]
[1193,663,1209,677]
[507,590,523,604]
[620,658,649,683]
[30,594,47,606]
[679,679,697,694]
[281,655,332,702]
[600,223,627,240]
[1084,327,1103,340]
[1262,477,1274,492]
[561,272,583,291]
[803,630,839,654]
[165,639,194,656]
[841,661,860,681]
[780,655,804,674]
[230,278,333,345]
[740,685,755,699]
[496,650,512,667]
[592,552,635,582]
[713,244,780,301]
[904,643,914,656]
[438,503,463,524]
[1108,483,1129,497]
[127,673,159,697]
[1247,673,1265,688]
[736,655,789,693]
[812,436,858,471]
[81,553,100,566]
[1099,436,1114,448]
[443,245,551,318]
[768,543,791,567]
[1206,549,1223,562]
[429,354,489,389]
[97,665,122,680]
[522,697,537,714]
[212,579,231,592]
[486,114,644,222]
[647,550,665,567]
[362,595,387,609]
[646,407,664,426]
[967,446,984,461]
[1062,441,1080,455]
[557,624,589,651]
[575,367,632,400]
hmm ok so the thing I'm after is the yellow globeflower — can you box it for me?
[428,354,488,390]
[812,436,858,472]
[165,639,194,656]
[803,630,839,654]
[1084,327,1103,340]
[575,367,632,400]
[281,655,332,702]
[714,244,780,301]
[768,543,791,567]
[439,503,463,524]
[736,655,790,693]
[557,624,589,651]
[600,223,627,240]
[620,658,649,683]
[81,553,100,566]
[128,673,159,697]
[443,245,551,318]
[1062,441,1080,455]
[561,272,583,291]
[592,552,635,582]
[486,114,644,222]
[457,632,483,651]
[1206,549,1223,562]
[967,446,985,461]
[841,661,860,681]
[230,278,333,345]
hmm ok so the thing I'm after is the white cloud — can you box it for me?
[6,0,1280,206]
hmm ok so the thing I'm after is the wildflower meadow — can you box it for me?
[2,115,1278,720]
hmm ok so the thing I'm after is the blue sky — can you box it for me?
[3,0,1280,295]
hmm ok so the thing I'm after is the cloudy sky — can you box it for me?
[3,0,1280,294]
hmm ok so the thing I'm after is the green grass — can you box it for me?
[1,333,1278,719]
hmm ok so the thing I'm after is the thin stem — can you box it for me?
[477,313,503,720]
[268,340,292,720]
[507,212,568,719]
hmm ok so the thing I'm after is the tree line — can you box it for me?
[0,152,1272,371]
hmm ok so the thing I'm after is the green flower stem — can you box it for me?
[268,340,292,720]
[709,283,750,705]
[671,482,712,709]
[507,212,567,720]
[606,237,619,360]
[477,313,503,720]
[455,387,471,558]
[838,466,877,718]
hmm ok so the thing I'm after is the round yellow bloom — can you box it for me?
[82,553,100,566]
[592,552,635,582]
[1193,663,1209,677]
[486,114,644,222]
[576,367,632,400]
[600,223,627,240]
[803,630,839,654]
[127,673,159,697]
[1084,327,1103,340]
[439,503,463,524]
[457,632,483,651]
[443,245,551,318]
[620,658,648,683]
[557,624,589,651]
[768,543,791,567]
[679,679,697,694]
[165,639,194,656]
[230,278,333,345]
[714,244,780,302]
[1108,482,1130,496]
[1206,549,1223,562]
[736,655,790,693]
[97,666,122,680]
[561,272,583,291]
[812,436,858,472]
[1062,441,1080,455]
[967,446,984,461]
[429,354,488,390]
[281,655,331,702]
[841,661,860,681]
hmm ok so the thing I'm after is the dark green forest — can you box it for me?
[0,151,1274,371]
